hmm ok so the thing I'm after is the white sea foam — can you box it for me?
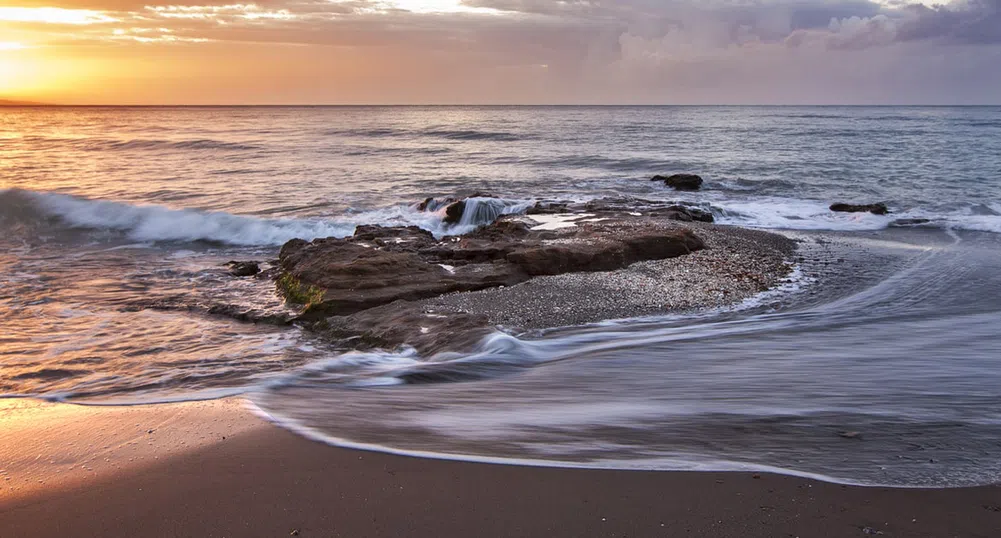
[714,198,890,231]
[21,190,354,246]
[5,189,533,246]
[943,214,1001,234]
[712,196,1001,234]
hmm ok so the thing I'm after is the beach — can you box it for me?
[2,398,999,538]
[3,106,1001,535]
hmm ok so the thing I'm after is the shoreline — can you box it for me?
[2,397,999,537]
[280,211,799,356]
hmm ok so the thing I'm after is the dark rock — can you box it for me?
[352,225,437,252]
[206,304,294,325]
[228,261,261,277]
[462,218,532,241]
[583,197,640,212]
[506,228,703,276]
[254,266,281,280]
[474,195,716,224]
[888,218,932,227]
[123,296,293,325]
[527,201,570,215]
[279,219,706,319]
[321,301,492,356]
[353,224,433,242]
[280,239,494,318]
[280,238,310,261]
[653,174,704,191]
[416,197,456,212]
[830,202,889,215]
[443,200,467,224]
[648,205,715,223]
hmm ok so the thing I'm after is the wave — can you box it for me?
[422,129,526,142]
[21,135,260,152]
[953,119,1001,128]
[712,197,1001,234]
[0,189,532,246]
[326,127,528,142]
[483,154,673,172]
[248,231,1001,488]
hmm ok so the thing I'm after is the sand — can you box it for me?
[1,398,999,537]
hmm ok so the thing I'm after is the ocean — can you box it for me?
[2,105,1000,487]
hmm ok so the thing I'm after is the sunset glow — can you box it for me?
[0,7,117,25]
[0,0,998,104]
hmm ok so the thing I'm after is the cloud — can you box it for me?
[4,0,1001,103]
[784,0,1001,50]
[897,0,1001,44]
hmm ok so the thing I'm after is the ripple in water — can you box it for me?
[251,230,1001,488]
[2,106,1001,488]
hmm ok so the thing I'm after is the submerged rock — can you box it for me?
[653,173,704,191]
[888,218,932,227]
[533,197,716,223]
[526,201,570,215]
[228,261,261,277]
[319,301,492,356]
[206,304,294,325]
[830,202,889,215]
[416,197,456,212]
[649,205,715,223]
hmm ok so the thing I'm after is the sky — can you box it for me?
[0,0,999,104]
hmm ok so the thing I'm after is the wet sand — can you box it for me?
[1,399,999,537]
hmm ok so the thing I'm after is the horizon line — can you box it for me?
[3,103,1001,108]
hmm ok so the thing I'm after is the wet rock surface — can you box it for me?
[227,261,261,277]
[316,301,493,356]
[280,215,706,319]
[830,202,890,215]
[421,223,796,331]
[652,173,704,191]
[533,197,715,223]
[263,196,798,355]
[889,218,932,227]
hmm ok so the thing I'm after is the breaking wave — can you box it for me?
[0,189,533,246]
[712,197,1001,234]
[326,127,529,142]
[21,135,261,152]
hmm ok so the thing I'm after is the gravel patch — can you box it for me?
[419,222,797,331]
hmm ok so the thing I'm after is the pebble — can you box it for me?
[422,222,797,330]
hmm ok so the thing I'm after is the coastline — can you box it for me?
[2,398,999,537]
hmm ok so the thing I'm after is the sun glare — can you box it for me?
[0,7,117,25]
[0,42,26,51]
